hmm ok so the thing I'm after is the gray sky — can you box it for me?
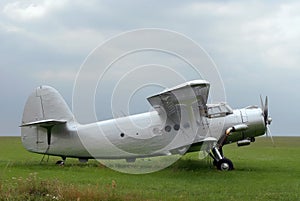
[1,0,299,136]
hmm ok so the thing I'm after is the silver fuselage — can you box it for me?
[22,106,266,159]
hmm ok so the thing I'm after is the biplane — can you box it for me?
[21,80,272,170]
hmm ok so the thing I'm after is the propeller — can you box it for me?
[267,125,274,145]
[260,95,274,145]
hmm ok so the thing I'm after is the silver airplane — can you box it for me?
[20,80,272,171]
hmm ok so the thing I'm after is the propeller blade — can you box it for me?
[264,96,268,122]
[260,95,270,125]
[266,125,275,146]
[260,95,264,112]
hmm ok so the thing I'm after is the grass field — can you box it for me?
[0,137,299,201]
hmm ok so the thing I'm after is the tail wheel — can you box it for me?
[217,158,234,171]
[55,160,64,166]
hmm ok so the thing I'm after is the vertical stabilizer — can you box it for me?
[21,86,75,153]
[22,85,74,124]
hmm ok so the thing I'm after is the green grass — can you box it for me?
[0,137,299,200]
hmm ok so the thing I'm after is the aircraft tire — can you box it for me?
[217,158,234,171]
[56,160,65,166]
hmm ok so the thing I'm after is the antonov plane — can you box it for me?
[21,80,272,171]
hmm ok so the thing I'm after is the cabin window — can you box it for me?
[174,124,180,131]
[165,125,171,132]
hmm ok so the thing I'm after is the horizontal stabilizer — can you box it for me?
[20,119,67,127]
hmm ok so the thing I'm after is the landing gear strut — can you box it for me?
[209,127,235,171]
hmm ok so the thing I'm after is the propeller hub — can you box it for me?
[267,117,272,125]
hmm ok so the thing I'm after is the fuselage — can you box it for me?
[21,84,267,162]
[24,104,266,159]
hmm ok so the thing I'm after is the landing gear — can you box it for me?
[210,147,234,171]
[217,158,234,171]
[56,156,66,166]
[209,127,236,171]
[55,160,64,166]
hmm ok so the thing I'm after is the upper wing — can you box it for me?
[147,80,210,123]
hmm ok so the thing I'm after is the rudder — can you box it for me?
[21,86,75,153]
[22,85,74,124]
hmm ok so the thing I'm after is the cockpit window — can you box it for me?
[206,103,233,118]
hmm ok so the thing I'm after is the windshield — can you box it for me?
[206,103,233,118]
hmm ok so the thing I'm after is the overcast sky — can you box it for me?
[1,0,299,136]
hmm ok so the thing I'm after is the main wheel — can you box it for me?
[217,158,234,171]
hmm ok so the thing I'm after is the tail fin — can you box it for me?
[21,85,74,125]
[21,86,75,153]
